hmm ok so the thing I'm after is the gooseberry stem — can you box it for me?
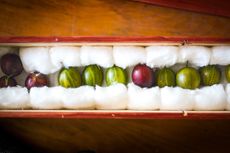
[186,61,189,67]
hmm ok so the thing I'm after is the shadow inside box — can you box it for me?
[0,118,230,153]
[0,125,95,153]
[0,127,38,153]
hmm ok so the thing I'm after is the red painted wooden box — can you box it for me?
[0,36,230,119]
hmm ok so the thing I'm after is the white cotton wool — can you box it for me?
[30,86,64,109]
[63,86,95,109]
[50,46,81,69]
[19,47,59,74]
[210,46,230,65]
[178,46,211,67]
[80,46,114,68]
[0,87,29,109]
[160,87,195,111]
[127,83,160,110]
[194,84,226,111]
[146,46,178,68]
[95,83,128,110]
[113,46,146,69]
[225,84,230,110]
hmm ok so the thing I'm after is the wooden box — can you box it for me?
[0,36,230,119]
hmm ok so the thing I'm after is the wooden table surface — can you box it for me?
[0,0,230,153]
[0,0,230,37]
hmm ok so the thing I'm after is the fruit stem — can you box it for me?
[4,77,9,86]
[186,61,189,67]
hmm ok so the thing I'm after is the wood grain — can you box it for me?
[133,0,230,17]
[0,0,230,153]
[0,0,230,37]
[1,119,230,153]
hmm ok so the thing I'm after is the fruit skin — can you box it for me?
[0,76,17,88]
[25,72,49,89]
[225,65,230,83]
[58,67,81,88]
[156,67,176,88]
[176,67,200,89]
[200,65,221,86]
[132,64,154,88]
[105,65,127,86]
[1,53,23,76]
[82,65,103,86]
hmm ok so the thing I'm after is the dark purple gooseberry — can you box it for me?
[132,64,154,88]
[25,72,49,89]
[0,53,23,76]
[0,76,17,88]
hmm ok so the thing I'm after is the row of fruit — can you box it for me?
[1,53,230,89]
[47,63,230,89]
